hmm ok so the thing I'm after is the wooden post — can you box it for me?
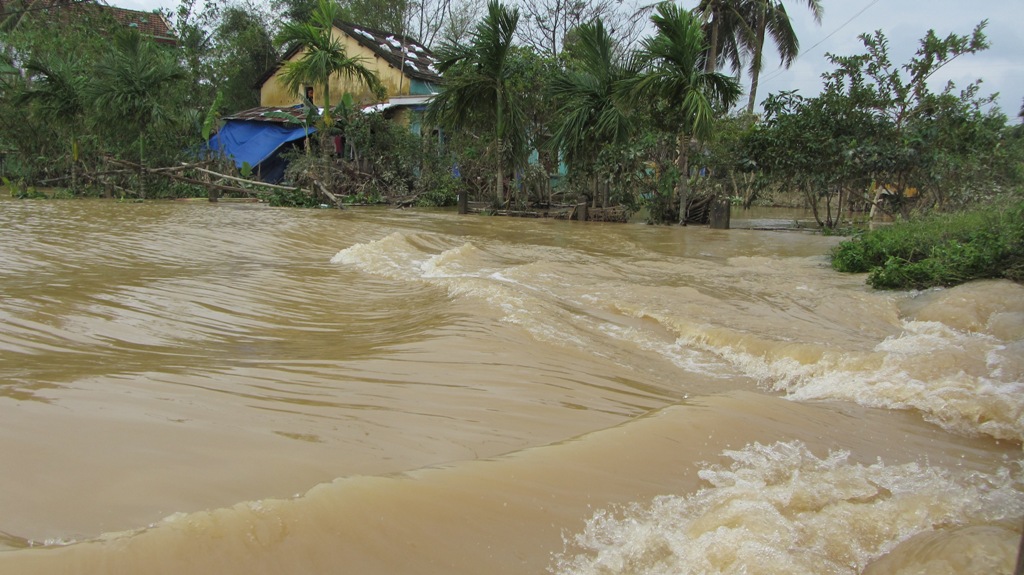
[458,190,468,214]
[208,187,220,202]
[576,202,588,222]
[709,197,731,229]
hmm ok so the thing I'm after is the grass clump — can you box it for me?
[831,202,1024,289]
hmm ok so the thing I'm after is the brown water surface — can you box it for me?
[0,199,1020,574]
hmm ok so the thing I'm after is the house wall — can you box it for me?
[260,27,422,108]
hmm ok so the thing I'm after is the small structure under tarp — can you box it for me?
[205,106,315,183]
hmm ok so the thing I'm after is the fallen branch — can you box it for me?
[105,157,312,198]
[314,180,343,208]
[393,193,420,208]
[190,166,306,192]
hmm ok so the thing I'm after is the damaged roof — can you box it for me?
[259,20,440,89]
[223,106,312,123]
[332,21,440,84]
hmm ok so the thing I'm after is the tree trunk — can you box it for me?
[746,9,768,114]
[495,78,505,207]
[495,137,504,206]
[138,134,146,199]
[837,186,847,228]
[705,9,720,73]
[70,136,78,193]
[676,132,691,225]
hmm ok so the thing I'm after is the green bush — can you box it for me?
[265,186,319,208]
[831,202,1024,289]
[415,178,460,207]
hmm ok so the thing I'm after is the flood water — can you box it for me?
[0,198,1021,575]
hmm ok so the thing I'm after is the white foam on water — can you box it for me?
[618,303,1024,442]
[596,323,733,378]
[420,242,485,278]
[675,318,1024,442]
[332,236,600,348]
[772,320,1024,441]
[552,441,1023,575]
[330,232,426,281]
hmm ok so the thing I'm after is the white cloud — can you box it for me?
[755,0,1024,121]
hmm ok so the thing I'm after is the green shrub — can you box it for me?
[265,186,319,208]
[831,201,1024,289]
[415,175,461,207]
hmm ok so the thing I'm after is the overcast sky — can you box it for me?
[753,0,1024,122]
[123,0,1024,121]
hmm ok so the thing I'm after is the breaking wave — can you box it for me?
[553,440,1024,575]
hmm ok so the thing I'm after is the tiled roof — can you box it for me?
[332,21,440,84]
[258,21,440,89]
[100,5,175,45]
[0,0,175,45]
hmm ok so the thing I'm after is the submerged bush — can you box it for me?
[831,202,1024,289]
[265,185,319,208]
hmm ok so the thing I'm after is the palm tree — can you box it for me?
[624,2,741,224]
[549,18,633,205]
[693,0,754,74]
[274,0,383,128]
[87,29,186,198]
[18,53,87,191]
[426,0,525,206]
[745,0,822,113]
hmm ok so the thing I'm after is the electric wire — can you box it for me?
[759,0,881,86]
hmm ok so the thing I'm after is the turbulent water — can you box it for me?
[0,198,1020,575]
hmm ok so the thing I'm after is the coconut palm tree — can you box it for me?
[745,0,822,113]
[549,18,633,203]
[623,2,741,224]
[274,0,383,128]
[693,0,754,74]
[18,53,87,191]
[87,29,186,198]
[425,0,525,206]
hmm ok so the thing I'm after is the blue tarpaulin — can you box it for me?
[206,120,315,183]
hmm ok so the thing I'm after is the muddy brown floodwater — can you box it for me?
[0,198,1020,574]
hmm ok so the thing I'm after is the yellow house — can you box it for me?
[258,21,440,112]
[209,23,440,182]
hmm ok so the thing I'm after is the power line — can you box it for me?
[759,0,881,86]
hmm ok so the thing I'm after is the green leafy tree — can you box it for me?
[272,0,319,25]
[623,2,741,223]
[17,53,87,191]
[743,22,1013,227]
[213,5,279,112]
[167,0,224,111]
[746,88,881,227]
[549,18,634,207]
[821,22,995,213]
[86,29,187,198]
[0,10,109,184]
[426,0,525,206]
[504,46,559,207]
